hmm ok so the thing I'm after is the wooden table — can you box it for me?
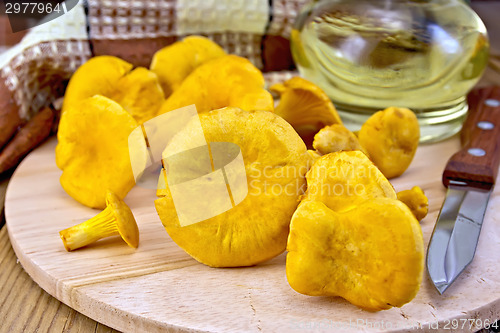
[1,2,500,332]
[0,174,117,332]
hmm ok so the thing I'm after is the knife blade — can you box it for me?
[427,86,500,294]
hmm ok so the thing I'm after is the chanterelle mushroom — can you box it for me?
[312,124,368,156]
[158,55,274,115]
[270,77,342,147]
[286,151,424,311]
[397,186,429,221]
[63,55,164,124]
[150,35,226,97]
[155,107,310,267]
[56,95,145,209]
[59,191,139,251]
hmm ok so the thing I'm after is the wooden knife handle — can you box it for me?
[443,86,500,190]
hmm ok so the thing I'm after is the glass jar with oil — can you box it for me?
[292,0,489,142]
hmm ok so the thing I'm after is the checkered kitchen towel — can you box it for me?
[0,0,305,123]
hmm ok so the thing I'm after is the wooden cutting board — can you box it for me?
[5,137,500,333]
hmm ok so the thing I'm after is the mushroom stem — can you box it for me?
[59,191,139,251]
[59,207,119,251]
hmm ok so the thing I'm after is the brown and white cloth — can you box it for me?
[0,0,305,127]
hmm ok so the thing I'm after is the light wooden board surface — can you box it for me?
[4,137,500,333]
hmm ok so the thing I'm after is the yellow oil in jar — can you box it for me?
[292,0,489,142]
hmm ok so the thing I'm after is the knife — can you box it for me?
[427,86,500,294]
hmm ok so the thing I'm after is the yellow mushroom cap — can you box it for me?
[155,107,309,267]
[287,198,424,311]
[271,77,342,147]
[306,149,322,164]
[63,56,164,125]
[107,67,165,125]
[150,35,226,97]
[358,107,420,179]
[56,95,143,209]
[286,150,423,311]
[304,151,396,213]
[158,55,274,115]
[62,56,133,115]
[312,124,368,156]
[397,186,429,221]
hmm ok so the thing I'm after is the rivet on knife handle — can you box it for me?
[442,86,500,190]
